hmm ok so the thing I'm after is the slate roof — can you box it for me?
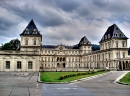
[20,19,41,36]
[42,44,79,49]
[79,36,91,46]
[99,24,128,43]
[42,45,57,49]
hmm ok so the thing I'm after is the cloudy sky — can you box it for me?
[0,0,130,46]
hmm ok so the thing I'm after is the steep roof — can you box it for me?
[20,19,41,36]
[99,24,128,42]
[79,36,91,46]
[42,44,79,49]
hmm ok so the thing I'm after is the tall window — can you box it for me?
[33,39,36,45]
[116,53,118,58]
[122,41,125,47]
[105,43,107,49]
[17,61,21,69]
[123,52,125,58]
[6,61,10,69]
[25,39,28,45]
[28,61,33,69]
[116,41,118,48]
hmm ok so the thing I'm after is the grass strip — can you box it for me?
[40,70,108,82]
[120,72,130,84]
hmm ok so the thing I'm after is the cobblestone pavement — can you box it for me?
[0,72,42,96]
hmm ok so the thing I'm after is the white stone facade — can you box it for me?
[0,20,130,72]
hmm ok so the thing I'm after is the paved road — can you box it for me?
[76,71,130,96]
[42,71,130,96]
[0,72,42,96]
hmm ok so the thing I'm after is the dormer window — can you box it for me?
[33,29,37,34]
[108,34,110,38]
[25,28,29,34]
[105,35,107,39]
[115,33,118,37]
[102,36,104,40]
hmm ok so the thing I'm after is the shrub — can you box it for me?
[59,70,108,80]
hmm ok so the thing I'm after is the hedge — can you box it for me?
[59,70,105,80]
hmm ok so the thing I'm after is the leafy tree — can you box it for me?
[0,39,20,50]
[92,44,100,51]
[128,47,130,55]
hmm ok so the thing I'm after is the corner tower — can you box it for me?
[79,36,92,54]
[99,24,128,50]
[20,19,42,52]
[99,24,128,59]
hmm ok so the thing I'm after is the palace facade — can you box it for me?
[0,20,130,72]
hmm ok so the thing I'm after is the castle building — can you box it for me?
[0,20,129,72]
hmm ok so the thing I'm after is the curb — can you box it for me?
[38,71,112,84]
[70,71,112,83]
[37,72,69,84]
[114,71,130,85]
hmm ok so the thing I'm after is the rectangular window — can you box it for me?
[28,61,33,69]
[25,40,28,45]
[122,42,125,47]
[123,52,125,58]
[116,42,118,48]
[6,61,10,69]
[17,61,21,69]
[33,40,36,45]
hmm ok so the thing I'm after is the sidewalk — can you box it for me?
[0,72,42,96]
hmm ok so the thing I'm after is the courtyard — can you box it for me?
[0,71,130,96]
[0,72,42,96]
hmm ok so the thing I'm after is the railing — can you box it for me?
[0,50,40,55]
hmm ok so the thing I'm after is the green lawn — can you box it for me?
[40,70,108,82]
[120,72,130,84]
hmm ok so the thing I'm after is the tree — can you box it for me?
[0,39,20,50]
[92,44,100,51]
[128,47,130,55]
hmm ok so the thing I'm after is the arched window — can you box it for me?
[25,39,28,45]
[115,33,118,37]
[108,42,110,48]
[57,57,59,61]
[116,52,118,58]
[33,39,36,45]
[123,52,125,58]
[122,41,125,47]
[63,58,65,61]
[105,43,107,49]
[33,29,37,34]
[116,41,118,48]
[25,28,29,34]
[60,57,62,61]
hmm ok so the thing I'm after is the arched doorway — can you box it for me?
[63,63,65,68]
[57,63,60,68]
[119,61,122,70]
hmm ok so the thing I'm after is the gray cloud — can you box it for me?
[0,0,130,46]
